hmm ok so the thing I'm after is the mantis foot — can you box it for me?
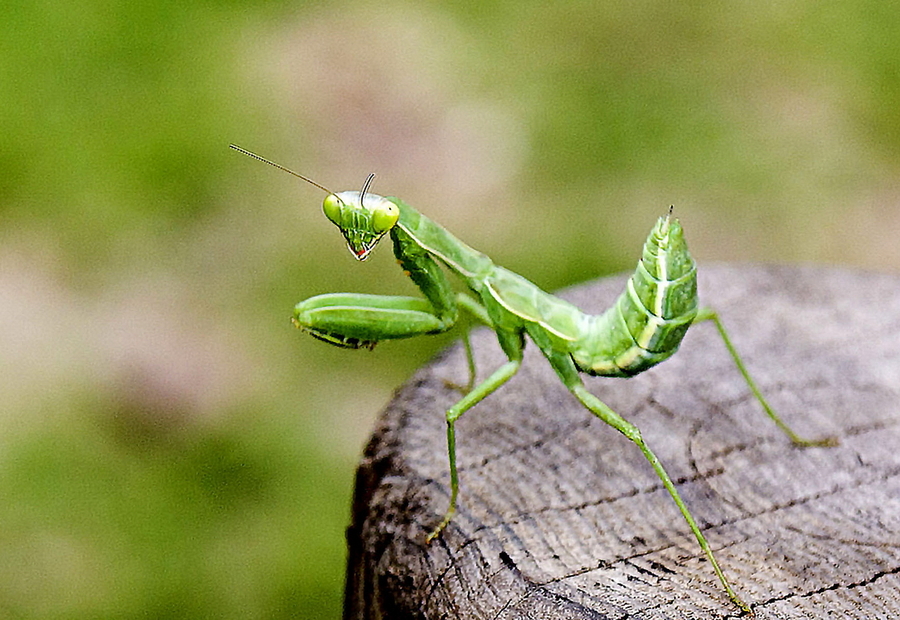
[791,434,839,448]
[425,507,456,544]
[442,378,474,395]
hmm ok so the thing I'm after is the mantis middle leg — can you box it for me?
[451,292,496,393]
[426,329,524,542]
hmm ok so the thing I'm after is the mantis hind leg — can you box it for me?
[541,349,751,612]
[576,387,750,610]
[694,307,838,447]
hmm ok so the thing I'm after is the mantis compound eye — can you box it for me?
[323,194,343,225]
[371,201,400,233]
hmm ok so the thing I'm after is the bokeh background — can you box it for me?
[2,1,899,617]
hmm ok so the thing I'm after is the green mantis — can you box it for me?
[232,144,836,613]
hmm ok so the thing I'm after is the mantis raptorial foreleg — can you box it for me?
[232,144,839,613]
[292,293,450,349]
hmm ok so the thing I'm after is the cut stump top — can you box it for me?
[344,265,900,620]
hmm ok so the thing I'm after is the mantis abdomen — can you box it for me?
[571,214,698,377]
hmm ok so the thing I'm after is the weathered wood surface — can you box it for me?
[344,265,900,619]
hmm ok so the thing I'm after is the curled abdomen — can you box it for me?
[571,215,698,377]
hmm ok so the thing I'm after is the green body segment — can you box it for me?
[393,202,494,283]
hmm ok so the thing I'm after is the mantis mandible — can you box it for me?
[232,144,836,613]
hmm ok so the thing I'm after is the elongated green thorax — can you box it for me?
[572,214,698,377]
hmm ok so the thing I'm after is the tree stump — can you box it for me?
[343,265,900,619]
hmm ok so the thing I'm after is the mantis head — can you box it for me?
[322,174,399,261]
[230,145,399,261]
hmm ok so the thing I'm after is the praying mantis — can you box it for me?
[231,144,836,613]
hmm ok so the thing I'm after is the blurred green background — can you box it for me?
[1,0,898,617]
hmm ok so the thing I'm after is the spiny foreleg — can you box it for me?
[292,293,456,347]
[293,229,464,348]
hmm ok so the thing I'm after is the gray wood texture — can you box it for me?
[344,265,900,619]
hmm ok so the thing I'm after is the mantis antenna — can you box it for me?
[229,144,337,196]
[359,173,376,204]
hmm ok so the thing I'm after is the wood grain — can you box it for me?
[344,265,900,619]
